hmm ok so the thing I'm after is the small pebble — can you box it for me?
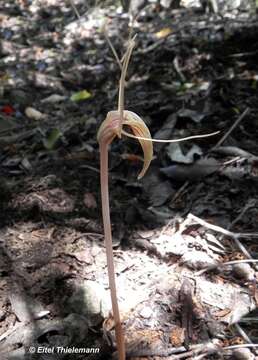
[232,263,255,281]
[139,306,152,319]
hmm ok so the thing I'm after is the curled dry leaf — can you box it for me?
[83,192,97,209]
[41,94,67,103]
[25,106,46,121]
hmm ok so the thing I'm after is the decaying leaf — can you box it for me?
[70,90,92,102]
[155,27,172,39]
[43,128,62,150]
[25,107,46,121]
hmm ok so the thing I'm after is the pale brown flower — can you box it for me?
[97,110,153,179]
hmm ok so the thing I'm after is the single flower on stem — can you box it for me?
[98,34,219,360]
[97,34,153,360]
[97,109,153,360]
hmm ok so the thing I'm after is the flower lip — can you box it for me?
[97,111,121,145]
[122,110,153,179]
[97,110,153,179]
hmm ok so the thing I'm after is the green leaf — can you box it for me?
[232,107,240,114]
[70,90,92,102]
[43,128,62,150]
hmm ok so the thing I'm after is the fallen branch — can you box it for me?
[212,107,250,150]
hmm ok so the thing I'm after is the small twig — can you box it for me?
[188,213,258,241]
[0,129,36,147]
[68,0,81,19]
[211,145,255,158]
[239,317,258,323]
[234,323,258,355]
[160,218,175,237]
[195,258,258,276]
[173,56,186,82]
[225,199,258,269]
[224,344,258,350]
[187,213,239,238]
[192,353,209,360]
[228,50,258,58]
[102,23,122,71]
[137,38,166,54]
[212,107,250,150]
[222,156,241,166]
[230,199,256,229]
[188,213,258,264]
[122,346,187,359]
[0,322,22,342]
[170,181,189,205]
[80,164,100,173]
[224,259,258,265]
[123,340,220,360]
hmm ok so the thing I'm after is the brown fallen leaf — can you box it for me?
[155,27,172,39]
[213,308,232,318]
[72,249,94,264]
[83,192,97,209]
[170,326,185,347]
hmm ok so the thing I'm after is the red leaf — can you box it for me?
[2,105,15,115]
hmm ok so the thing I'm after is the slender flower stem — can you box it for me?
[99,141,125,360]
[98,31,221,360]
[98,110,152,360]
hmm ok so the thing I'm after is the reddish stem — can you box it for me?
[99,141,125,360]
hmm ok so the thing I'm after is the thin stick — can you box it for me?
[188,213,255,263]
[212,107,250,150]
[224,344,258,350]
[173,56,186,82]
[193,353,209,360]
[170,181,189,205]
[232,324,258,355]
[224,259,258,265]
[68,0,81,19]
[196,258,258,276]
[103,24,122,71]
[222,199,257,269]
[188,213,258,241]
[229,199,256,229]
[235,323,256,350]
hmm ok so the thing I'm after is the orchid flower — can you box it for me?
[97,35,153,360]
[97,35,219,360]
